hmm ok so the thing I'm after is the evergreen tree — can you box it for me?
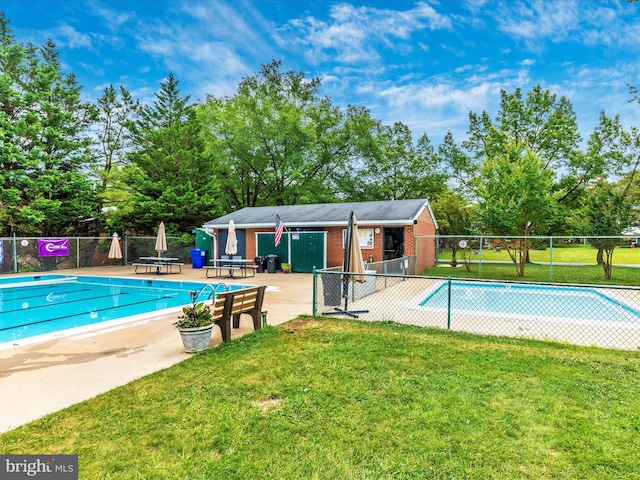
[0,13,98,236]
[122,73,221,235]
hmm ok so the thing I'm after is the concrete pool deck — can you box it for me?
[0,266,313,433]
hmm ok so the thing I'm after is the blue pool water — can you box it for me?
[0,275,243,344]
[419,281,640,323]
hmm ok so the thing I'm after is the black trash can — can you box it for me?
[254,256,266,273]
[266,254,278,274]
[189,248,207,268]
[321,273,342,306]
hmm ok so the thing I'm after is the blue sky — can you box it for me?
[3,0,640,145]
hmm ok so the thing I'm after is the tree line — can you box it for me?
[1,13,639,278]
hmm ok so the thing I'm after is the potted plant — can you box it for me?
[175,291,214,353]
[281,262,292,273]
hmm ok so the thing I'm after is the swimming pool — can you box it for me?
[417,281,640,324]
[0,275,244,346]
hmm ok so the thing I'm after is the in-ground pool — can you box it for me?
[0,275,245,345]
[417,281,640,324]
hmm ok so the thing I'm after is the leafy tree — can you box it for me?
[577,111,639,278]
[0,14,98,237]
[344,122,447,201]
[443,86,584,235]
[121,73,221,235]
[431,190,475,269]
[464,86,582,170]
[93,84,140,234]
[474,141,557,277]
[199,60,378,210]
[574,180,633,280]
[441,85,640,241]
[438,131,474,196]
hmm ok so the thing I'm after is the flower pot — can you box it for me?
[178,324,213,353]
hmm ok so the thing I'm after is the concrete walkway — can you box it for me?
[0,266,313,433]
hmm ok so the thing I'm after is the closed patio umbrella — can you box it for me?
[323,211,369,318]
[108,233,123,260]
[155,221,168,258]
[225,220,238,256]
[345,212,366,284]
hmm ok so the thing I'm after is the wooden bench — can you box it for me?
[211,285,266,342]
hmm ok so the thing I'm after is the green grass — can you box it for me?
[427,259,640,286]
[438,245,640,265]
[2,319,640,479]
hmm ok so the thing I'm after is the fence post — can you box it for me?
[478,236,483,279]
[312,267,317,316]
[76,237,80,268]
[549,236,553,282]
[447,277,452,330]
[13,233,17,273]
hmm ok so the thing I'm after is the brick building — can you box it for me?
[200,199,438,273]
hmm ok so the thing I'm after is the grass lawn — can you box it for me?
[2,319,639,479]
[425,261,640,286]
[438,245,640,265]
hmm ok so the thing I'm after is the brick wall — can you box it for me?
[214,204,437,270]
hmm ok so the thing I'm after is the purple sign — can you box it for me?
[38,238,69,257]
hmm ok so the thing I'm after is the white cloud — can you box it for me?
[54,23,92,49]
[91,3,134,33]
[495,0,580,52]
[129,0,273,96]
[282,2,453,65]
[494,0,640,53]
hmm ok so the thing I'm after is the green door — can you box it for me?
[290,232,325,273]
[256,232,290,268]
[256,232,325,272]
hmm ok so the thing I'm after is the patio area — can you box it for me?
[0,266,313,432]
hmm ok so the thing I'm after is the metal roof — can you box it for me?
[203,199,437,230]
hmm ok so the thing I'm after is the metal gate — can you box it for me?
[256,232,326,272]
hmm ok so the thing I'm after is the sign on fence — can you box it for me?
[37,238,69,257]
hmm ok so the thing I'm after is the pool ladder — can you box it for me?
[192,282,230,303]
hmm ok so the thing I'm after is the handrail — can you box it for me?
[192,282,230,302]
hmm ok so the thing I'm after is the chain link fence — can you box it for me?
[413,235,640,282]
[0,236,194,275]
[314,258,640,351]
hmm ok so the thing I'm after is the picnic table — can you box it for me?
[204,258,257,279]
[133,256,184,275]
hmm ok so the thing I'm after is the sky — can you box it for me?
[2,0,640,145]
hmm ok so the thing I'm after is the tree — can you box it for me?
[443,86,588,236]
[344,122,447,202]
[575,180,633,280]
[438,131,474,196]
[0,14,99,237]
[121,73,221,235]
[93,84,140,234]
[199,60,379,210]
[431,190,475,269]
[464,86,582,170]
[474,141,557,277]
